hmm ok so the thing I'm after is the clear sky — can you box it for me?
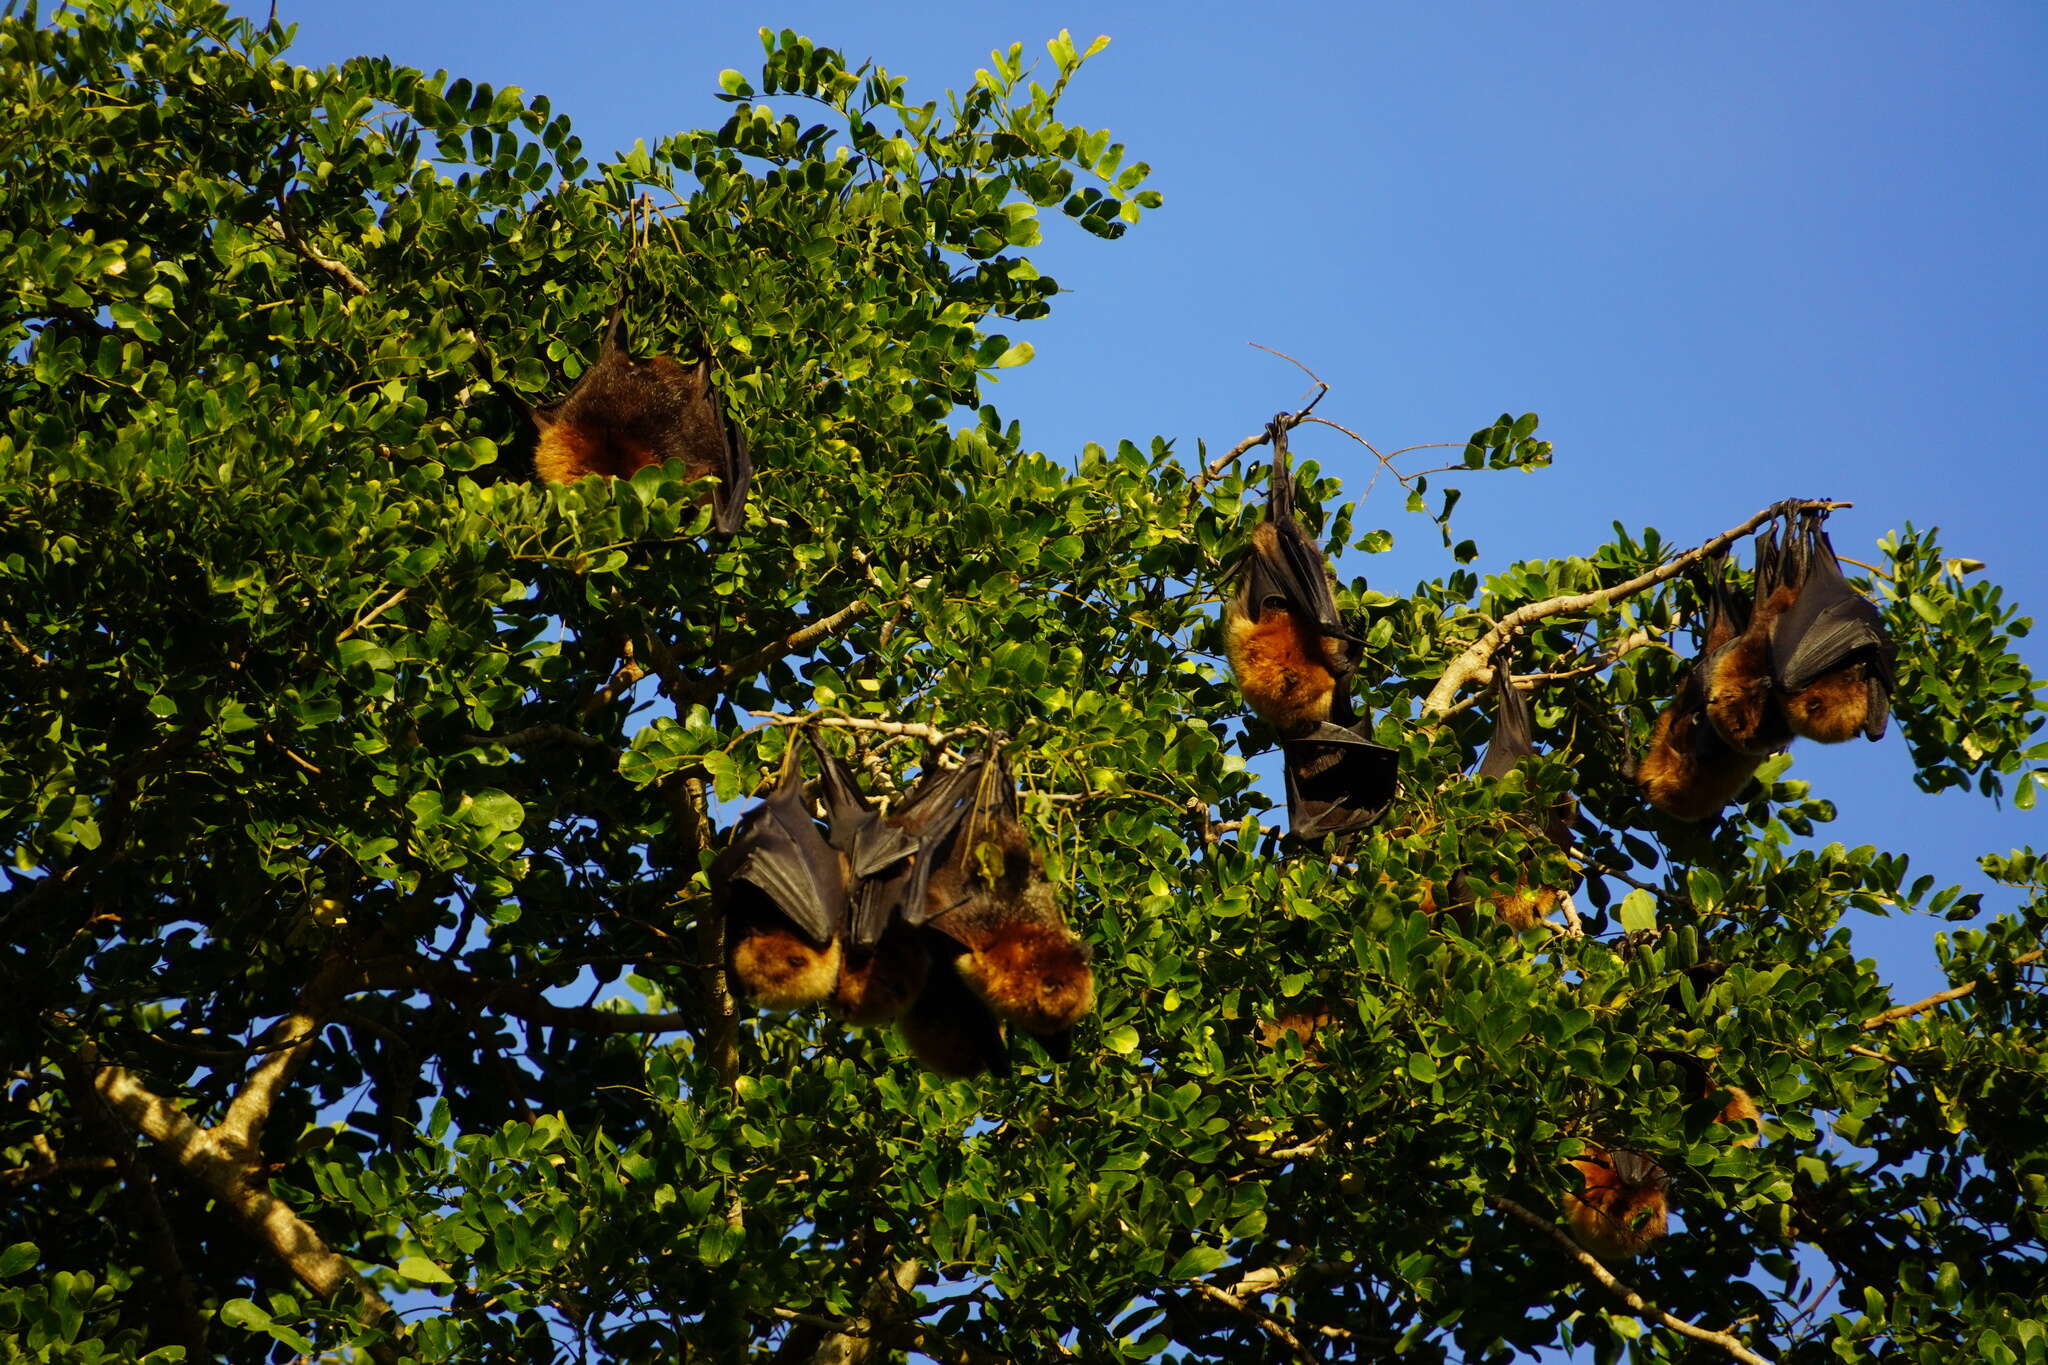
[271,3,2045,991]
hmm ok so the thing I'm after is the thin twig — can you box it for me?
[335,588,409,644]
[1859,947,2043,1029]
[1188,1281,1317,1362]
[1490,1195,1774,1365]
[464,723,610,751]
[1424,499,1852,716]
[748,712,979,749]
[276,197,372,298]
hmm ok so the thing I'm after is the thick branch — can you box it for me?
[1188,1280,1316,1361]
[1860,947,2044,1030]
[1424,499,1851,716]
[217,950,359,1155]
[807,1258,922,1365]
[1490,1195,1773,1365]
[276,201,371,298]
[65,1047,398,1354]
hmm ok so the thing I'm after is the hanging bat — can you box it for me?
[1772,508,1896,743]
[1651,1048,1764,1149]
[1464,655,1576,932]
[906,749,1096,1042]
[714,743,846,1009]
[1224,419,1358,731]
[1223,418,1399,838]
[1563,1145,1670,1260]
[1635,553,1768,821]
[899,943,1013,1079]
[530,283,751,535]
[1702,513,1803,755]
[808,736,930,1026]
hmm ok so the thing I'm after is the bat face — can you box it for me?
[728,915,844,1010]
[1565,1147,1671,1259]
[831,925,932,1026]
[531,299,752,535]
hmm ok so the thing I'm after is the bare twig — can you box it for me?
[1424,499,1852,716]
[1433,629,1674,721]
[276,198,371,298]
[0,1154,119,1188]
[463,723,610,751]
[1860,948,2043,1030]
[1188,1280,1316,1361]
[1187,351,1331,502]
[1490,1195,1773,1365]
[748,712,978,749]
[1,618,47,667]
[335,588,408,644]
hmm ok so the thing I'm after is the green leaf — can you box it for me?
[1618,889,1658,934]
[1166,1246,1228,1280]
[397,1255,455,1285]
[0,1242,36,1277]
[993,341,1035,368]
[220,1298,273,1331]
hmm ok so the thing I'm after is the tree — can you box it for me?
[3,3,2044,1362]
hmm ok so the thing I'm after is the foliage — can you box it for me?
[2,3,2044,1363]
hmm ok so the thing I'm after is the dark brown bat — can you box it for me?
[1636,553,1768,820]
[1564,1145,1670,1260]
[1773,508,1896,743]
[530,284,751,535]
[808,736,930,1025]
[1702,517,1805,754]
[1222,418,1398,838]
[715,744,846,1009]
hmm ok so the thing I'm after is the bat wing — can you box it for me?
[1474,651,1536,779]
[701,368,752,537]
[894,753,1004,930]
[1282,718,1400,839]
[1772,522,1896,693]
[714,750,846,944]
[808,735,919,948]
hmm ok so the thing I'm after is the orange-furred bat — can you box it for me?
[715,744,846,1009]
[1563,1145,1670,1260]
[907,750,1095,1042]
[1772,508,1896,743]
[1635,554,1768,820]
[1702,517,1803,755]
[530,284,751,535]
[1223,418,1399,838]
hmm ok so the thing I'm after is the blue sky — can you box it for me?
[273,3,2045,987]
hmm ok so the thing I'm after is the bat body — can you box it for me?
[809,737,929,1025]
[1703,521,1801,755]
[909,753,1095,1041]
[716,746,847,1009]
[1713,1084,1762,1148]
[900,944,1012,1079]
[1637,556,1766,820]
[1563,1146,1670,1260]
[531,289,751,535]
[1467,658,1576,932]
[1224,419,1398,838]
[1772,510,1896,743]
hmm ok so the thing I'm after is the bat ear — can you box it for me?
[527,399,559,431]
[599,290,632,358]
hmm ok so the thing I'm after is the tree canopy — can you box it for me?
[3,3,2045,1362]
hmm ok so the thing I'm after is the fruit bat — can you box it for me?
[1772,508,1896,743]
[1563,1145,1670,1260]
[905,750,1095,1042]
[807,736,930,1025]
[1222,418,1399,838]
[1635,554,1767,821]
[1464,657,1577,932]
[1702,515,1804,755]
[715,744,846,1009]
[529,284,752,536]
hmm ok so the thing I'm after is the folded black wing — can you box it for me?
[713,747,846,944]
[1249,419,1356,654]
[1281,717,1400,839]
[1475,651,1536,780]
[808,734,920,948]
[1771,515,1896,695]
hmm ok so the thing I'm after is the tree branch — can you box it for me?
[276,198,371,298]
[1423,499,1852,716]
[1490,1195,1774,1365]
[1860,947,2044,1030]
[362,958,699,1034]
[59,1043,398,1359]
[1188,1279,1318,1361]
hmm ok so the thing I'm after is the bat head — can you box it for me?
[1566,1147,1671,1258]
[958,910,1095,1035]
[729,919,843,1010]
